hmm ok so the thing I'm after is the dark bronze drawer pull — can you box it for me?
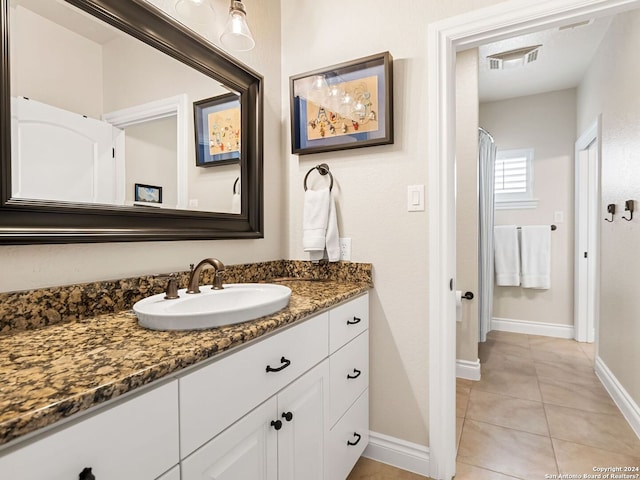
[271,419,283,430]
[347,369,361,379]
[347,316,361,325]
[347,432,361,446]
[282,411,293,422]
[266,356,291,373]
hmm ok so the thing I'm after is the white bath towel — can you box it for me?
[494,225,520,286]
[303,188,340,262]
[520,225,551,289]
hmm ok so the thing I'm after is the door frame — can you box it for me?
[574,117,601,343]
[427,1,640,478]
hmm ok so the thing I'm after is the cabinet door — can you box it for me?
[276,360,329,480]
[0,381,179,480]
[180,313,329,457]
[181,398,278,480]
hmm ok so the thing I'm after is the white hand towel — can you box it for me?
[303,188,330,261]
[494,225,520,286]
[303,187,340,262]
[520,225,551,289]
[325,193,340,262]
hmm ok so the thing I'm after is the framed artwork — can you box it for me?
[290,51,393,155]
[194,93,241,167]
[134,183,162,205]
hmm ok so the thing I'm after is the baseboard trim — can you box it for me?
[492,317,574,339]
[456,358,481,381]
[362,431,430,476]
[595,356,640,440]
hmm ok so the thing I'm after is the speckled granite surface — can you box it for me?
[0,261,372,448]
[0,260,372,334]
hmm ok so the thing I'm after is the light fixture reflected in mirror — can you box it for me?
[174,0,216,39]
[220,0,255,51]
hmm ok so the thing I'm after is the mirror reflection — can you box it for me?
[9,0,241,214]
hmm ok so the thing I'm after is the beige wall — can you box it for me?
[577,9,640,406]
[455,49,480,363]
[10,6,104,118]
[102,34,236,212]
[281,0,504,446]
[480,89,576,327]
[0,0,284,292]
[125,117,178,207]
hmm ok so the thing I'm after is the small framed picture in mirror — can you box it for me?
[194,93,241,167]
[134,183,163,206]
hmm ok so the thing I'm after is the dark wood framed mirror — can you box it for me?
[0,0,263,244]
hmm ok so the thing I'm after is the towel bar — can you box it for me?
[304,163,334,191]
[516,225,557,231]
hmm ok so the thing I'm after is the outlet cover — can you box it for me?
[339,238,352,261]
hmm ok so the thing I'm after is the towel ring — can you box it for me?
[233,177,240,194]
[304,163,333,191]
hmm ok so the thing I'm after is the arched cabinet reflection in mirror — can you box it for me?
[0,0,263,244]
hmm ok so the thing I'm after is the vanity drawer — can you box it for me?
[0,381,179,480]
[329,294,369,354]
[179,313,329,457]
[325,389,369,480]
[329,330,369,427]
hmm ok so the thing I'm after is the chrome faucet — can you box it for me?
[186,258,225,293]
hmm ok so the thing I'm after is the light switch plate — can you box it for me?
[407,185,425,212]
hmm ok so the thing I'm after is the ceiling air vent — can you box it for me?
[487,44,542,70]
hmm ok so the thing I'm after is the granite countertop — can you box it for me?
[0,279,370,448]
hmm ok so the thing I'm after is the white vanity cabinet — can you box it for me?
[180,292,369,480]
[326,294,370,480]
[0,292,369,480]
[0,380,180,480]
[181,360,329,480]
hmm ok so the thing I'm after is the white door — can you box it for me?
[11,96,123,204]
[181,397,278,480]
[277,361,329,480]
[575,119,600,343]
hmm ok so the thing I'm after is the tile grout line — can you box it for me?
[530,333,562,476]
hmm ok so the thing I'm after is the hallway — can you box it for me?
[456,331,640,479]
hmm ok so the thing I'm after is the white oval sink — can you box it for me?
[133,283,292,331]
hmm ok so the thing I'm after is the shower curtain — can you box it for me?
[478,128,497,342]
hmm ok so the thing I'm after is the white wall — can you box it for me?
[282,0,504,446]
[0,0,284,291]
[480,89,576,327]
[455,49,480,363]
[577,9,640,406]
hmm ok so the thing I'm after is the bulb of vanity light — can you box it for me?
[220,1,255,51]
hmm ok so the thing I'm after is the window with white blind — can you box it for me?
[494,148,537,209]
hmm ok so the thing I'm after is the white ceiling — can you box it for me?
[14,0,122,45]
[478,16,613,103]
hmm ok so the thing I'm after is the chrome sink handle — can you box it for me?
[186,258,226,294]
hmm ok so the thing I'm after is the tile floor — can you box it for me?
[456,331,640,479]
[348,331,640,479]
